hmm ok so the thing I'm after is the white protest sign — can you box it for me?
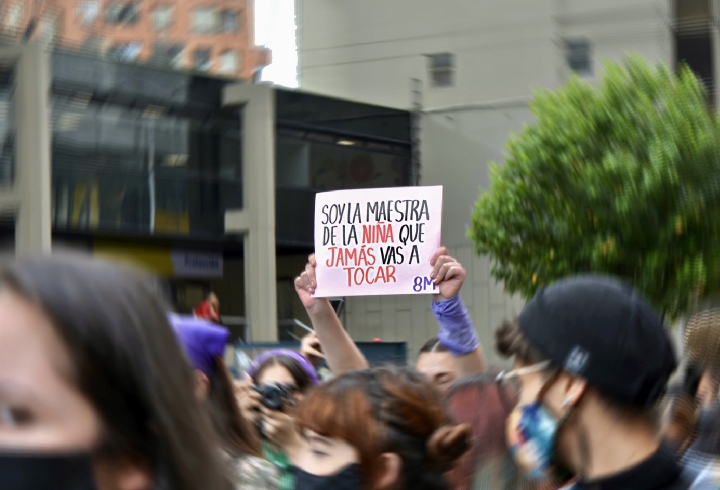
[313,186,443,297]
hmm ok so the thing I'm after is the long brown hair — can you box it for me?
[0,255,229,490]
[208,355,262,457]
[297,366,470,490]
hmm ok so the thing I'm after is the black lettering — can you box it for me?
[409,245,420,264]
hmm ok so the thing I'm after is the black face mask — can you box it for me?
[292,463,361,490]
[0,453,98,490]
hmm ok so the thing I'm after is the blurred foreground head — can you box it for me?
[445,372,531,490]
[685,308,720,408]
[0,255,226,490]
[294,366,470,490]
[496,275,676,483]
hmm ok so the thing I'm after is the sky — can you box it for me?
[255,0,298,88]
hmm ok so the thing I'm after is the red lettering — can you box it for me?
[366,266,375,284]
[327,247,338,267]
[354,268,365,285]
[367,247,376,265]
[376,266,387,283]
[362,225,373,244]
[387,266,397,283]
[343,267,353,286]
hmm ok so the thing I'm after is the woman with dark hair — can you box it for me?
[292,366,471,490]
[169,314,279,489]
[237,349,320,490]
[0,255,227,490]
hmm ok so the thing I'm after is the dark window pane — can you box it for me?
[221,10,238,32]
[106,2,139,25]
[565,39,592,75]
[152,43,185,69]
[429,53,453,69]
[676,33,714,94]
[194,48,212,72]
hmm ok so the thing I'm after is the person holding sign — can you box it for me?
[421,247,487,391]
[294,254,369,376]
[294,246,486,389]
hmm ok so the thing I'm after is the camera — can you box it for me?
[255,383,295,410]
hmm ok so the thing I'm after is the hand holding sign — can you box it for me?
[430,247,467,301]
[313,186,443,297]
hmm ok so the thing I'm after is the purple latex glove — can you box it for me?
[431,295,479,356]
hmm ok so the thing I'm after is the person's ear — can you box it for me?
[559,373,587,412]
[374,452,402,490]
[194,370,210,401]
[94,456,153,490]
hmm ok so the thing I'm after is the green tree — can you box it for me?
[469,55,720,318]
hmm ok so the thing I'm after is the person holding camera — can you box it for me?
[237,350,320,490]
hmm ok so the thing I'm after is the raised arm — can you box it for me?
[295,254,369,375]
[430,247,486,377]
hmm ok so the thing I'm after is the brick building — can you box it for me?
[2,0,270,79]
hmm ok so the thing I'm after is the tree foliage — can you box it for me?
[469,55,720,318]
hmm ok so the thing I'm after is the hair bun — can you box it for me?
[426,424,471,471]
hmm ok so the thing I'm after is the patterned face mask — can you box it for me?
[506,401,561,481]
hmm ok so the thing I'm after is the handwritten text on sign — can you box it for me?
[313,186,443,297]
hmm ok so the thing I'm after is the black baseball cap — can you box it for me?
[518,275,677,407]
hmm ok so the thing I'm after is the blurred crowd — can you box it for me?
[1,248,719,490]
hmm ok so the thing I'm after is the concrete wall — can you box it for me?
[298,0,558,109]
[297,0,674,363]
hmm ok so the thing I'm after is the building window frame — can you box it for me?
[105,1,140,26]
[151,4,174,32]
[192,7,218,34]
[220,9,239,33]
[218,49,239,75]
[153,42,185,69]
[427,53,455,88]
[108,42,143,62]
[564,38,593,76]
[193,47,213,72]
[77,0,100,25]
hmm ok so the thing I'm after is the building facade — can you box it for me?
[297,0,714,361]
[2,41,412,345]
[1,0,270,79]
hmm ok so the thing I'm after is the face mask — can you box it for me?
[0,453,98,490]
[292,463,362,490]
[506,402,560,480]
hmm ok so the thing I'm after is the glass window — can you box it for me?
[108,42,143,62]
[153,42,185,69]
[106,2,139,25]
[51,98,242,236]
[193,48,212,72]
[428,53,455,88]
[565,39,592,75]
[193,8,217,34]
[218,50,238,75]
[220,10,238,32]
[5,2,23,30]
[77,0,100,25]
[152,5,173,31]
